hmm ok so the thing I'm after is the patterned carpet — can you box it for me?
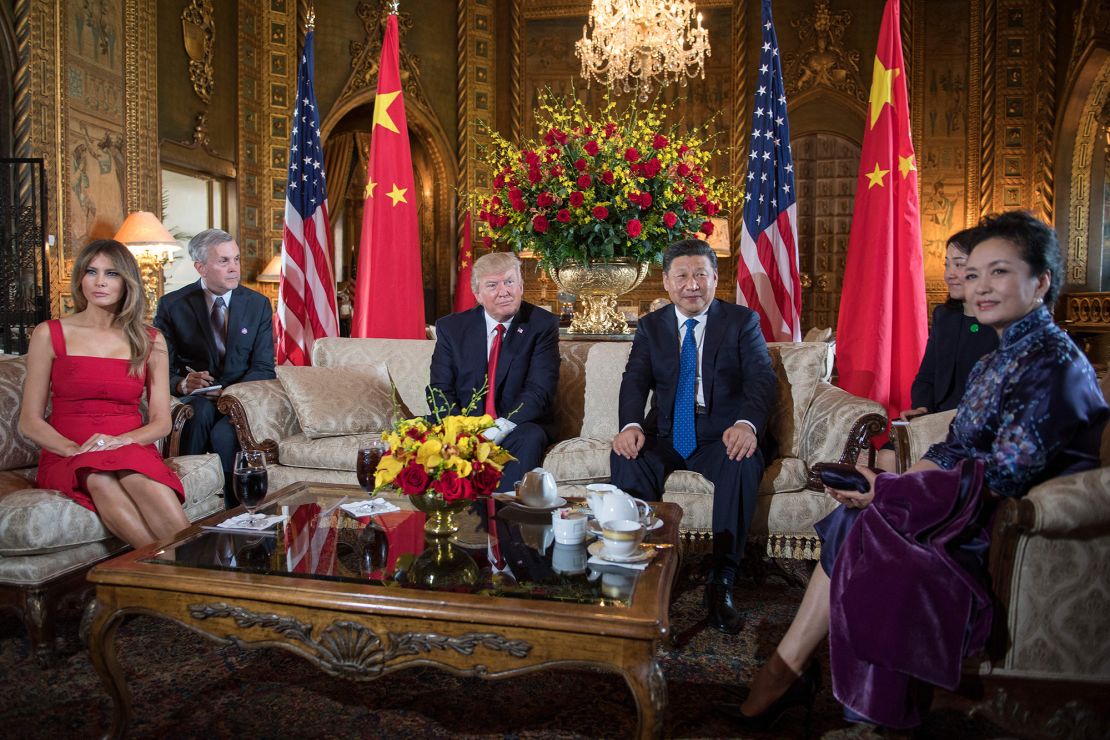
[0,560,1011,739]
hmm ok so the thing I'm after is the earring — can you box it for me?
[1035,297,1044,305]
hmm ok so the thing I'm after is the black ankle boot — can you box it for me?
[719,660,821,730]
[704,573,743,634]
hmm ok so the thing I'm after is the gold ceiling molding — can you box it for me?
[782,0,865,104]
[182,0,215,104]
[520,0,731,21]
[1066,56,1110,284]
[339,0,429,114]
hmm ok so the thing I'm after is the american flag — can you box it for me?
[278,26,339,366]
[736,0,802,343]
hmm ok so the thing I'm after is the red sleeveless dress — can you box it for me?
[35,320,185,512]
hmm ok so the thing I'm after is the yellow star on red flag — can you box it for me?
[865,162,890,189]
[898,154,917,178]
[386,184,408,206]
[373,90,401,134]
[364,178,377,199]
[868,57,899,129]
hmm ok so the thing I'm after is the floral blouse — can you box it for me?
[923,306,1108,498]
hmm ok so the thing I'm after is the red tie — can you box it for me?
[485,324,505,417]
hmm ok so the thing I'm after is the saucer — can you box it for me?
[493,493,567,512]
[588,540,655,564]
[587,517,663,536]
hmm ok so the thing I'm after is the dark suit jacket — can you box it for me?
[618,299,776,439]
[154,281,276,396]
[428,302,560,431]
[910,303,998,412]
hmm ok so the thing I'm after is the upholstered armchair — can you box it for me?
[891,376,1110,730]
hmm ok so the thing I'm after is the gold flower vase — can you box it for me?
[549,259,650,335]
[408,491,470,536]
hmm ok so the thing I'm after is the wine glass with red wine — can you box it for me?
[356,439,389,495]
[233,449,269,523]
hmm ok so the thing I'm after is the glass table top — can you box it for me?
[144,489,665,607]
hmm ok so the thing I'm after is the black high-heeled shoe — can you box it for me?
[719,659,821,731]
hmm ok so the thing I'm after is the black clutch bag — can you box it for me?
[817,463,873,493]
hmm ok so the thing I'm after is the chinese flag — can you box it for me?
[836,0,926,431]
[454,212,477,312]
[352,12,425,338]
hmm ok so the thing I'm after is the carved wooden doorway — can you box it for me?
[793,133,861,332]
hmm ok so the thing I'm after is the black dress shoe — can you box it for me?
[719,660,821,731]
[704,579,744,634]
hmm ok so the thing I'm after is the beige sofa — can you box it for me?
[891,374,1110,727]
[0,356,225,663]
[220,337,886,559]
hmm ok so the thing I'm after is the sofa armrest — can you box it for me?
[162,401,194,460]
[797,382,887,491]
[890,409,956,472]
[217,379,300,464]
[995,467,1110,539]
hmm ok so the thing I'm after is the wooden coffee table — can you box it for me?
[87,482,681,738]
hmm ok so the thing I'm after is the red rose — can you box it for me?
[550,165,565,177]
[626,219,643,238]
[643,159,662,178]
[432,470,473,502]
[601,170,615,185]
[523,150,540,166]
[536,191,555,208]
[395,461,430,496]
[652,134,669,150]
[469,462,501,496]
[511,198,526,212]
[663,211,678,228]
[574,158,588,171]
[584,140,600,156]
[527,167,542,185]
[569,191,585,207]
[700,220,714,236]
[508,187,522,200]
[678,144,689,156]
[554,130,568,145]
[696,194,708,206]
[639,192,653,209]
[532,214,549,234]
[677,162,692,177]
[603,122,618,138]
[683,196,697,212]
[490,196,502,208]
[577,174,592,189]
[592,205,609,220]
[624,147,640,163]
[556,208,571,223]
[706,201,719,216]
[482,236,493,249]
[492,173,505,189]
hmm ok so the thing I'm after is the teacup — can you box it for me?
[517,468,558,508]
[552,543,587,574]
[585,484,652,526]
[600,518,645,559]
[551,508,587,545]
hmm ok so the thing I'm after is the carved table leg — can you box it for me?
[22,591,58,667]
[86,599,130,740]
[623,651,667,740]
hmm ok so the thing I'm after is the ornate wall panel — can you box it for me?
[123,0,158,213]
[1066,57,1110,285]
[236,0,296,279]
[456,0,497,245]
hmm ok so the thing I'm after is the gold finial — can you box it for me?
[388,1,399,14]
[306,6,315,30]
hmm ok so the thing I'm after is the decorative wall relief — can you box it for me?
[782,0,865,104]
[67,119,125,247]
[457,0,498,268]
[341,1,428,113]
[182,0,215,104]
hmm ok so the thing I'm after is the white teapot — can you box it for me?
[517,468,559,508]
[584,483,651,526]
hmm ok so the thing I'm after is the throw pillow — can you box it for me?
[276,364,400,439]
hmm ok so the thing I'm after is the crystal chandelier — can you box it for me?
[576,0,711,100]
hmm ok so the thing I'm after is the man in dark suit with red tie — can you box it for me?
[610,239,776,633]
[428,252,560,492]
[155,229,276,507]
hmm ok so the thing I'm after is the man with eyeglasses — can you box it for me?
[428,251,560,492]
[611,239,776,633]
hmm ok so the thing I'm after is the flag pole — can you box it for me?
[306,6,315,30]
[389,1,399,13]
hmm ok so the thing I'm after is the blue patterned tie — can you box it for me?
[673,318,698,458]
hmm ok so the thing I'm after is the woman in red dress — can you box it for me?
[19,239,188,548]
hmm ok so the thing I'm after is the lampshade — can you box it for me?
[114,211,180,263]
[258,254,282,283]
[697,217,731,259]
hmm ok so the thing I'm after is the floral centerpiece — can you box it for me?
[475,91,731,269]
[373,393,514,535]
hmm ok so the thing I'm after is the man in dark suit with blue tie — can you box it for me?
[155,229,276,507]
[611,239,776,633]
[428,252,560,492]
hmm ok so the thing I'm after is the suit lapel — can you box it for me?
[497,304,528,389]
[467,307,489,385]
[223,287,248,360]
[186,285,219,369]
[701,300,726,405]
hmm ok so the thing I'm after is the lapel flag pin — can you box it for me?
[241,327,248,334]
[517,327,524,334]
